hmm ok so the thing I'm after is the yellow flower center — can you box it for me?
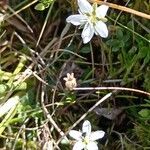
[86,3,107,25]
[83,136,90,145]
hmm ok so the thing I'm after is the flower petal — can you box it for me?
[86,141,98,150]
[82,120,92,135]
[96,5,109,18]
[73,141,85,150]
[69,130,82,140]
[81,23,94,44]
[66,14,87,26]
[90,131,105,141]
[77,0,92,14]
[95,21,108,38]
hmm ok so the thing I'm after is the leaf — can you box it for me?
[34,3,45,11]
[138,47,149,58]
[80,45,91,54]
[129,46,137,54]
[116,28,123,39]
[112,47,119,52]
[143,50,150,64]
[122,34,130,43]
[138,109,150,118]
[0,84,7,95]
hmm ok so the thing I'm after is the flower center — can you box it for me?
[86,3,107,25]
[83,136,90,145]
[90,14,97,24]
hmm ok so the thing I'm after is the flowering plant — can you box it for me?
[69,120,105,150]
[66,0,109,44]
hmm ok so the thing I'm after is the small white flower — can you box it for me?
[63,73,77,90]
[66,0,109,44]
[69,120,105,150]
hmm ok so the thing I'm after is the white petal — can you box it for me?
[96,5,109,17]
[66,14,87,26]
[81,23,94,44]
[73,141,85,150]
[86,141,98,150]
[82,120,92,135]
[77,0,92,14]
[90,131,105,141]
[69,130,82,140]
[94,21,108,38]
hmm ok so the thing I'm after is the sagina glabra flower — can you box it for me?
[69,120,105,150]
[66,0,109,44]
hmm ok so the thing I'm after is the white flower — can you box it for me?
[66,0,109,44]
[63,73,77,90]
[69,120,105,150]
